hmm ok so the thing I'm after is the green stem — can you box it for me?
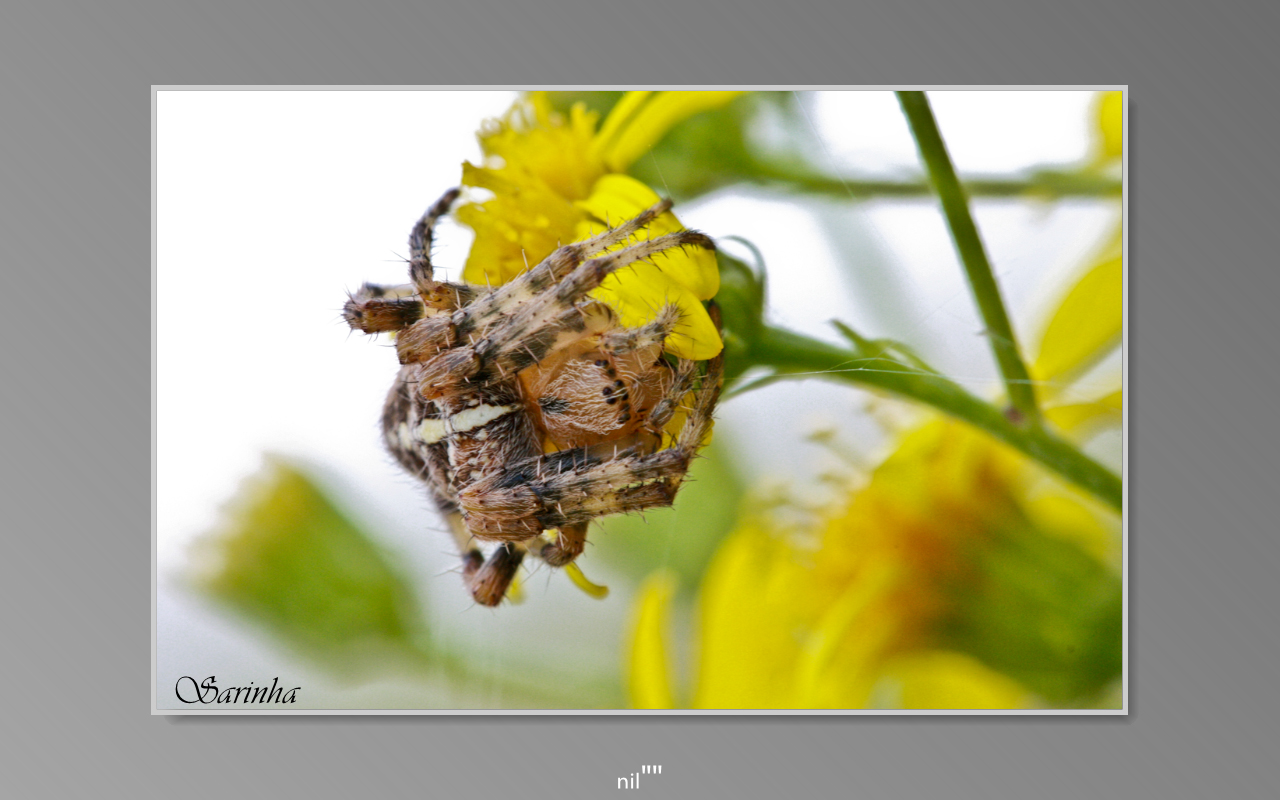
[748,167,1122,201]
[897,91,1042,427]
[748,325,1122,511]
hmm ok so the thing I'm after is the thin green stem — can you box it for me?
[748,325,1122,511]
[747,167,1123,201]
[897,91,1042,427]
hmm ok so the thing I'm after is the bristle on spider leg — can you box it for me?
[576,199,675,257]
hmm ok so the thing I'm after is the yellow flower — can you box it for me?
[454,91,744,361]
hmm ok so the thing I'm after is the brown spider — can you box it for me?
[344,188,724,606]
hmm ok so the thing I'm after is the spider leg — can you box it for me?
[465,542,525,607]
[398,231,714,390]
[646,302,722,433]
[397,301,612,394]
[402,199,687,360]
[456,344,724,538]
[645,357,700,434]
[409,188,456,293]
[344,189,462,335]
[535,522,589,567]
[343,282,426,333]
[487,230,714,359]
[392,187,481,315]
[598,304,682,357]
[343,184,473,334]
[464,197,678,312]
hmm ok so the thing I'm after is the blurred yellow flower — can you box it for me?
[630,417,1122,710]
[455,91,744,361]
[1093,90,1123,164]
[627,217,1124,709]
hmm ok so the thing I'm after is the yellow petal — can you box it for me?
[793,560,901,708]
[564,561,610,600]
[592,91,654,164]
[1034,252,1123,384]
[597,91,748,171]
[577,174,719,298]
[591,270,723,361]
[576,174,722,360]
[626,570,677,709]
[694,526,804,709]
[476,94,603,200]
[875,651,1031,710]
[457,161,587,286]
[1045,389,1123,437]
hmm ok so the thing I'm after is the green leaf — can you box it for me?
[190,457,428,666]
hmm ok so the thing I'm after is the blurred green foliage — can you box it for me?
[192,458,429,668]
[942,518,1123,704]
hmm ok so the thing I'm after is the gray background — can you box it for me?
[4,0,1278,798]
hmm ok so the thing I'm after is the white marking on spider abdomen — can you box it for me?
[417,403,519,444]
[397,422,417,451]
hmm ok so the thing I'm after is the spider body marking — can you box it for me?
[345,189,723,606]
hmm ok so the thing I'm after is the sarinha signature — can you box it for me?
[175,676,300,705]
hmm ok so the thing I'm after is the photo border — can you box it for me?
[153,85,1128,716]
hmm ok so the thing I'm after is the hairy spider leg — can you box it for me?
[536,522,590,567]
[408,187,465,308]
[393,199,681,358]
[343,186,475,332]
[598,304,683,357]
[343,282,428,333]
[465,542,525,608]
[351,196,681,338]
[398,230,715,393]
[458,196,678,318]
[463,230,714,367]
[645,354,701,435]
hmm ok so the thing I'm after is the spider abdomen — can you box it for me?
[519,339,672,450]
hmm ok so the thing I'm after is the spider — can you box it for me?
[343,188,724,606]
